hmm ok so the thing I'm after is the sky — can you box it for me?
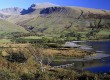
[0,0,110,10]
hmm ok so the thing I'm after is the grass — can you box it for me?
[43,48,95,62]
[0,19,28,36]
[0,39,11,43]
[21,36,42,39]
[98,29,110,35]
[21,36,53,39]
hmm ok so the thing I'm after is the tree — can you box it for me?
[77,33,82,40]
[28,45,45,72]
[28,45,53,72]
[42,37,49,43]
[86,29,99,39]
[109,35,110,39]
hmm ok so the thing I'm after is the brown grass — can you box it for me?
[0,43,94,58]
[44,48,94,57]
[0,43,30,48]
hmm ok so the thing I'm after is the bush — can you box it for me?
[44,43,61,48]
[77,74,97,80]
[20,73,35,80]
[7,53,27,63]
[0,69,19,80]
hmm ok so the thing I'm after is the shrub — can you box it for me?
[7,53,27,63]
[20,73,35,80]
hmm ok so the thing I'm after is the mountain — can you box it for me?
[0,7,23,15]
[0,7,23,20]
[0,13,10,19]
[0,2,110,37]
[16,6,110,35]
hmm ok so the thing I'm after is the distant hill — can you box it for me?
[0,7,23,15]
[0,7,23,20]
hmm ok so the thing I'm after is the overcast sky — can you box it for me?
[0,0,109,10]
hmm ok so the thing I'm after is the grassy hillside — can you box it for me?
[0,19,28,37]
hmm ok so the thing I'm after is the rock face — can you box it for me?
[40,7,67,14]
[21,2,58,15]
[30,2,58,9]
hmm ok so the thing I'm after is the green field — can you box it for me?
[98,29,110,35]
[0,39,11,43]
[21,36,42,39]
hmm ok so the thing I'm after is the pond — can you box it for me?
[51,41,110,73]
[84,41,110,73]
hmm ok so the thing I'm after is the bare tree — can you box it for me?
[28,45,54,72]
[28,45,45,72]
